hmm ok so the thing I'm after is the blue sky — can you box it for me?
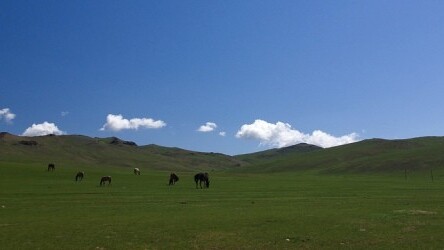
[1,1,444,155]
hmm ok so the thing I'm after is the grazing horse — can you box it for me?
[75,171,84,182]
[100,176,112,186]
[169,173,179,185]
[134,168,141,175]
[47,163,55,172]
[194,172,209,189]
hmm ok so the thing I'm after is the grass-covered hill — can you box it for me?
[0,132,245,171]
[2,132,444,174]
[235,143,322,164]
[235,137,444,174]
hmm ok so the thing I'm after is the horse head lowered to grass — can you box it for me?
[169,173,179,185]
[75,171,84,181]
[194,172,209,189]
[134,168,140,175]
[100,176,112,186]
[47,163,55,172]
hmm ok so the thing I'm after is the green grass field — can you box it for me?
[1,162,444,249]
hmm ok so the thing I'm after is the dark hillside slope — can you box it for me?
[235,143,322,164]
[235,137,444,173]
[0,133,245,171]
[3,132,444,174]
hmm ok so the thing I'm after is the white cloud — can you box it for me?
[236,119,359,148]
[219,131,226,137]
[22,122,65,136]
[0,108,16,123]
[197,122,217,132]
[61,111,69,117]
[100,114,166,131]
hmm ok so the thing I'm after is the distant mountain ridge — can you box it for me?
[2,132,444,174]
[0,132,246,171]
[235,143,323,164]
[235,136,444,173]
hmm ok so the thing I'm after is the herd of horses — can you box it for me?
[47,163,210,188]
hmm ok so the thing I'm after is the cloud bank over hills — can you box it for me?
[22,122,65,136]
[236,119,359,148]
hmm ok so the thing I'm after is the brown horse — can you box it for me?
[47,163,55,171]
[194,172,209,189]
[134,168,140,175]
[75,171,84,182]
[169,173,179,185]
[100,176,112,186]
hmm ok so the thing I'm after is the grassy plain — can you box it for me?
[1,162,444,249]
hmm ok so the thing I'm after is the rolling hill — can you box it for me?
[2,132,444,174]
[0,132,246,171]
[235,143,322,164]
[234,137,444,173]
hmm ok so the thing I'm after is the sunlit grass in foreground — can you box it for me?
[1,162,443,249]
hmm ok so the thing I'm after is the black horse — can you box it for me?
[194,172,209,189]
[75,171,84,182]
[169,173,179,185]
[47,163,55,172]
[100,176,112,186]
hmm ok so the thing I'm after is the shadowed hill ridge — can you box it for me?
[235,143,322,164]
[2,132,444,174]
[234,137,444,173]
[0,133,245,171]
